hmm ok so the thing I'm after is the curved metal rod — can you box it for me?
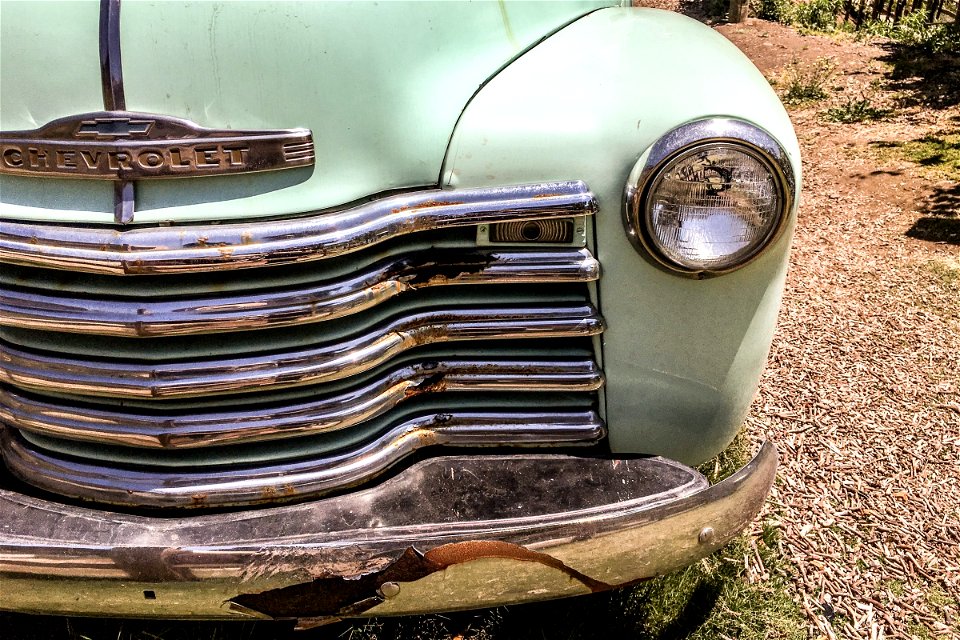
[0,182,597,275]
[0,249,600,337]
[1,411,606,509]
[0,359,604,449]
[0,305,603,399]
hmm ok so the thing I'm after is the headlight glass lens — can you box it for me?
[645,143,782,271]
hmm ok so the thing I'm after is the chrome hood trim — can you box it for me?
[1,248,600,337]
[0,358,604,449]
[0,182,597,275]
[1,412,606,509]
[0,304,603,399]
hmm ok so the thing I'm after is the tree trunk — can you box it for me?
[728,0,749,22]
[884,0,896,21]
[927,0,946,21]
[871,0,886,21]
[893,0,908,21]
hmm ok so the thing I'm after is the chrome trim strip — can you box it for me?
[98,0,125,111]
[0,443,776,618]
[0,305,603,399]
[0,359,604,449]
[1,411,606,509]
[114,179,135,225]
[0,249,601,337]
[98,0,135,222]
[0,182,597,275]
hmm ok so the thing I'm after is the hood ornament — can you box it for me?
[0,0,314,224]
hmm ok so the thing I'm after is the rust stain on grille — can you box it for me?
[404,372,447,398]
[391,200,464,214]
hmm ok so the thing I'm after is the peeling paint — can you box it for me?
[229,547,441,618]
[229,540,614,620]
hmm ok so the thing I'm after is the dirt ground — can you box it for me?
[714,16,960,640]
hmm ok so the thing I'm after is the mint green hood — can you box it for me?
[0,0,612,224]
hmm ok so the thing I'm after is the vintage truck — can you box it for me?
[0,0,799,624]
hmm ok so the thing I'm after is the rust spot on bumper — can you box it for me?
[229,541,613,619]
[391,200,465,213]
[229,547,443,618]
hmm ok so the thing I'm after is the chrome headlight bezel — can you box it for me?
[624,118,796,277]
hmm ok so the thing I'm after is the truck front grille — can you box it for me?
[0,181,606,509]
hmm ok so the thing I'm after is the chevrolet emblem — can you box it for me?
[75,117,154,138]
[0,111,315,180]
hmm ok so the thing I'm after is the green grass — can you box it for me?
[823,96,891,123]
[899,133,960,178]
[870,131,960,181]
[926,259,960,291]
[779,58,836,105]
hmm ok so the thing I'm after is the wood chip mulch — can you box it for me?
[717,21,960,639]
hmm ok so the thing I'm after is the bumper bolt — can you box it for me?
[378,581,401,599]
[698,527,715,545]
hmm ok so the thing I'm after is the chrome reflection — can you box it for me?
[0,359,604,449]
[0,182,597,275]
[0,249,600,337]
[1,411,606,509]
[0,305,603,399]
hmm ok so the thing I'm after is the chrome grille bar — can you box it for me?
[1,411,606,509]
[0,182,597,275]
[0,249,600,337]
[0,359,603,449]
[0,305,603,399]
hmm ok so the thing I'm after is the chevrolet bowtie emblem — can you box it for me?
[75,117,154,138]
[0,111,315,180]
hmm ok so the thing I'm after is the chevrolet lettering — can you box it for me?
[0,111,314,179]
[0,0,800,625]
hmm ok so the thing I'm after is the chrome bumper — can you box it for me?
[0,441,776,622]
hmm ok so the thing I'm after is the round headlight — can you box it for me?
[625,119,794,275]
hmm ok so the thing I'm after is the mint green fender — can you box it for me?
[443,8,802,465]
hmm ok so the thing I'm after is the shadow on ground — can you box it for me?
[879,27,960,110]
[909,182,960,244]
[0,583,724,640]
